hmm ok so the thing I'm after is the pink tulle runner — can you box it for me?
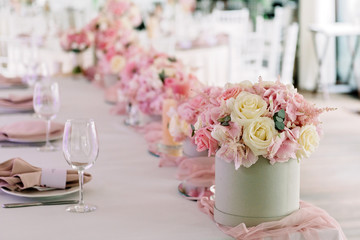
[198,197,347,240]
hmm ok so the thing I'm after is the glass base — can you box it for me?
[66,204,97,213]
[124,118,140,126]
[37,144,57,152]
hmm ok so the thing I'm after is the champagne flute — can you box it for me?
[62,119,99,213]
[33,81,60,151]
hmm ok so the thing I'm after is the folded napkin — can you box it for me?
[0,74,24,87]
[198,198,346,240]
[0,158,91,191]
[0,94,33,111]
[0,120,64,142]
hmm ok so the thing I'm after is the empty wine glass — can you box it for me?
[33,81,60,151]
[62,119,99,213]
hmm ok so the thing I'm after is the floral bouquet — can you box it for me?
[60,29,91,74]
[60,29,91,53]
[119,51,201,115]
[85,0,142,78]
[192,79,332,169]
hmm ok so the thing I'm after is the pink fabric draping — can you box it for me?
[198,197,347,240]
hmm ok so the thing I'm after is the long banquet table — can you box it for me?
[0,77,345,240]
[0,77,232,240]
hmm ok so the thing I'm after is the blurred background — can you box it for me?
[1,0,360,95]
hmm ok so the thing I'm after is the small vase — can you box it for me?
[124,102,141,126]
[214,152,300,227]
[103,74,118,88]
[72,52,83,75]
[183,137,208,157]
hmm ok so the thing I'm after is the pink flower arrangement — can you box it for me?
[118,50,202,115]
[85,0,142,76]
[60,30,91,53]
[192,79,332,169]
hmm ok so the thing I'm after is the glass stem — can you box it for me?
[45,119,51,148]
[78,169,85,206]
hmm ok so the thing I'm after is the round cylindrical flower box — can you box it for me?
[183,137,208,157]
[214,153,300,227]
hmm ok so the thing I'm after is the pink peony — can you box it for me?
[194,127,218,156]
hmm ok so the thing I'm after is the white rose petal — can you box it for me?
[211,125,228,144]
[296,125,320,159]
[243,117,277,156]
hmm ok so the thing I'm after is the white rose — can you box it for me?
[211,125,228,144]
[110,55,126,74]
[296,125,320,159]
[227,91,268,125]
[243,117,277,156]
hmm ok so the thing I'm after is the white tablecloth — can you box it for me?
[0,77,231,240]
[0,77,343,240]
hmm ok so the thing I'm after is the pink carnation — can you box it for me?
[194,127,218,156]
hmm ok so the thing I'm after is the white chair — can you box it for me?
[280,23,299,84]
[212,9,250,84]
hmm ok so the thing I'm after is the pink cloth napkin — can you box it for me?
[0,94,33,111]
[0,158,91,191]
[198,197,347,240]
[0,120,64,142]
[0,74,24,86]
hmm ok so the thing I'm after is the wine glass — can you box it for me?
[33,81,60,151]
[62,119,99,213]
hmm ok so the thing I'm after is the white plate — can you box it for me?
[6,132,63,143]
[1,186,79,199]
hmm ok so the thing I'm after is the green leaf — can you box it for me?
[168,57,177,62]
[277,109,285,118]
[159,70,166,84]
[191,124,195,137]
[275,116,284,122]
[218,115,231,123]
[72,65,82,74]
[221,122,230,126]
[275,121,285,131]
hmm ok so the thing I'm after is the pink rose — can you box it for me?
[217,87,242,101]
[194,127,218,156]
